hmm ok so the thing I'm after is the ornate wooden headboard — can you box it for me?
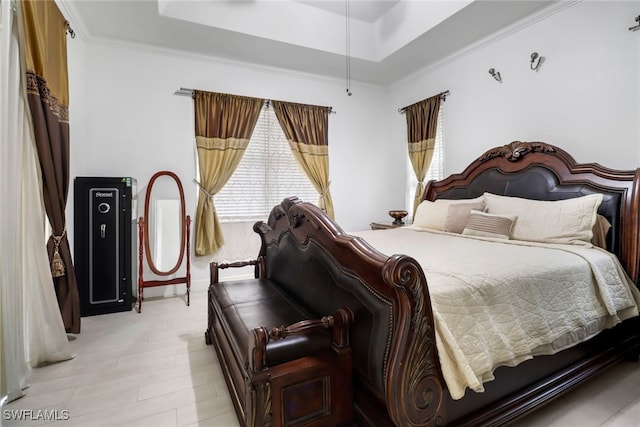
[423,141,640,286]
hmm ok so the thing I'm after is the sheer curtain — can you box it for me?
[0,0,73,405]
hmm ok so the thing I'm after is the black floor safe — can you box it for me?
[74,177,137,316]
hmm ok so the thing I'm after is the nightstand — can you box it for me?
[370,221,407,230]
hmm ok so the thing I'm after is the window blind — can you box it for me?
[215,106,318,222]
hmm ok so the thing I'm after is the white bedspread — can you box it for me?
[349,227,640,400]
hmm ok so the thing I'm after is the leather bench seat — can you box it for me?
[210,278,331,366]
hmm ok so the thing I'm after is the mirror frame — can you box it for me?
[143,171,187,276]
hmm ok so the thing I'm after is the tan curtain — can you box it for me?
[271,101,334,219]
[406,95,442,215]
[194,91,264,256]
[21,0,80,333]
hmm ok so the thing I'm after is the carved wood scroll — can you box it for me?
[479,141,556,162]
[383,255,445,427]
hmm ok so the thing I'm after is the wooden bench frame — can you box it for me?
[205,260,356,427]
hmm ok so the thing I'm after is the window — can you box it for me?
[215,106,318,222]
[407,106,444,212]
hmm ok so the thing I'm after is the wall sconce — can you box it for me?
[530,52,544,71]
[65,21,76,38]
[488,68,502,83]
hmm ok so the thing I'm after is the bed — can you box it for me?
[212,141,640,426]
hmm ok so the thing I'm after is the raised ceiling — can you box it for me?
[62,0,559,85]
[296,0,402,22]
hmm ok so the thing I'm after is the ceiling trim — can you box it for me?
[158,0,473,62]
[56,0,568,87]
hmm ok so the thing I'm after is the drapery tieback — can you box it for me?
[193,179,217,213]
[319,181,331,203]
[193,179,215,198]
[320,180,331,196]
[51,227,67,278]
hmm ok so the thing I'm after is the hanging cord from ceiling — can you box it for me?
[345,0,352,96]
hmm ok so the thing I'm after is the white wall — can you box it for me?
[66,39,398,295]
[66,0,640,298]
[390,1,640,175]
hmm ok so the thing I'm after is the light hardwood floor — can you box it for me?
[4,291,640,427]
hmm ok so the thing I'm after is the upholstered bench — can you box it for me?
[205,259,355,427]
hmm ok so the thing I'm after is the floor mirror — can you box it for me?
[138,171,191,313]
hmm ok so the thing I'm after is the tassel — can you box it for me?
[50,227,67,278]
[51,248,65,278]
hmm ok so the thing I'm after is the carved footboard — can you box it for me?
[382,255,445,427]
[255,197,446,427]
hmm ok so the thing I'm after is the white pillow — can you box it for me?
[483,192,603,245]
[413,196,485,231]
[443,202,486,234]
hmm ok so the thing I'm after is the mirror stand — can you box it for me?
[137,171,191,313]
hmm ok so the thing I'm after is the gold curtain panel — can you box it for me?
[272,101,335,219]
[21,0,80,333]
[21,0,69,108]
[406,95,442,216]
[193,90,264,256]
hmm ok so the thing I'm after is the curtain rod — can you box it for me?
[174,88,335,114]
[398,90,450,114]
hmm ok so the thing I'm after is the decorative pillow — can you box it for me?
[413,196,485,231]
[591,214,611,249]
[443,202,486,234]
[483,192,603,245]
[462,211,516,239]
